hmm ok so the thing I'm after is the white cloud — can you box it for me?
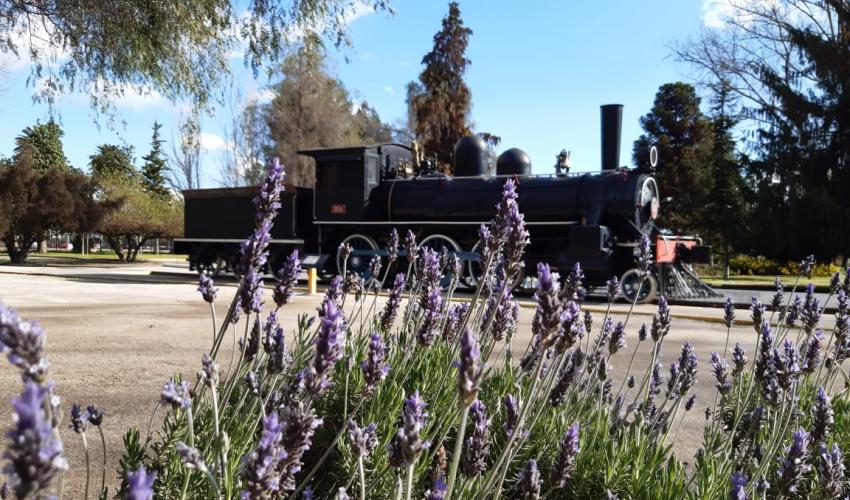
[0,21,68,71]
[701,0,735,28]
[248,87,276,103]
[200,132,228,151]
[108,85,166,110]
[383,85,394,94]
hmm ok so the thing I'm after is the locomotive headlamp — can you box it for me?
[555,149,571,174]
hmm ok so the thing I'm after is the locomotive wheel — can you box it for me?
[337,234,378,277]
[467,241,524,290]
[198,256,225,278]
[416,234,461,289]
[619,269,658,304]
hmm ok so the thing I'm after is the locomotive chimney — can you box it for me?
[600,104,623,171]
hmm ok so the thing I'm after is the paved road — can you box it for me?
[0,262,837,496]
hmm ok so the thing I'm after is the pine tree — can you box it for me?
[412,2,472,168]
[141,122,171,198]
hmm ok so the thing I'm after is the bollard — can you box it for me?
[308,268,318,295]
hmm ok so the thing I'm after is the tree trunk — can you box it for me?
[38,239,47,253]
[723,252,731,280]
[107,235,127,262]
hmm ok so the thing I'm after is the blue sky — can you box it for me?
[0,0,717,185]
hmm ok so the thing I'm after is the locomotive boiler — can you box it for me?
[174,104,716,303]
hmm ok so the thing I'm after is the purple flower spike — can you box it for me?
[732,344,747,378]
[535,262,563,346]
[306,299,346,396]
[552,422,580,488]
[346,420,379,459]
[811,387,834,446]
[380,273,405,333]
[608,321,626,356]
[417,285,443,347]
[504,394,520,438]
[651,297,670,342]
[685,394,696,411]
[387,390,431,467]
[461,400,491,477]
[723,298,735,328]
[4,382,68,499]
[69,403,88,434]
[817,443,846,499]
[730,471,748,500]
[517,459,541,500]
[197,273,218,303]
[387,229,400,263]
[635,234,653,277]
[456,328,483,406]
[361,331,390,396]
[750,297,766,334]
[279,401,323,491]
[443,303,469,342]
[799,255,815,278]
[240,412,287,498]
[86,406,104,426]
[776,427,811,496]
[403,230,418,263]
[425,475,447,500]
[711,352,731,396]
[125,466,156,500]
[771,278,784,312]
[0,303,50,383]
[176,442,208,473]
[273,250,301,308]
[160,379,191,409]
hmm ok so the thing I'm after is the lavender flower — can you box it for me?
[635,234,653,278]
[502,190,530,278]
[197,273,219,303]
[786,295,801,328]
[550,349,582,407]
[305,299,346,396]
[605,277,619,303]
[443,303,468,342]
[517,459,541,500]
[239,266,264,314]
[627,375,635,389]
[346,420,378,459]
[535,263,563,347]
[750,297,765,334]
[322,275,343,311]
[3,382,68,499]
[367,256,382,286]
[485,288,518,342]
[455,328,483,406]
[338,243,352,268]
[811,387,833,446]
[830,272,842,294]
[160,379,191,409]
[802,287,822,334]
[379,273,405,332]
[730,472,748,500]
[685,394,696,411]
[403,230,418,264]
[273,250,301,308]
[754,323,774,383]
[552,422,580,488]
[244,317,261,362]
[245,371,262,396]
[774,339,800,391]
[361,331,390,396]
[638,323,647,342]
[561,263,586,303]
[817,443,846,499]
[417,285,443,346]
[732,344,747,378]
[677,342,698,395]
[775,427,811,496]
[425,475,447,500]
[493,178,519,244]
[597,356,609,382]
[240,412,287,499]
[608,321,626,356]
[69,403,88,434]
[125,466,156,500]
[503,394,520,438]
[0,304,49,383]
[176,442,208,472]
[583,311,593,339]
[724,298,735,329]
[279,401,323,491]
[802,331,822,374]
[386,229,400,264]
[799,254,815,278]
[265,326,289,375]
[0,482,8,499]
[86,406,104,426]
[651,297,670,342]
[461,400,490,477]
[711,352,731,396]
[387,391,431,467]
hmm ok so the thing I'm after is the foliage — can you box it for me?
[0,156,108,263]
[264,37,393,186]
[170,112,203,190]
[675,0,850,262]
[633,82,714,234]
[89,144,137,180]
[141,122,171,199]
[220,93,268,187]
[96,174,183,263]
[411,2,472,169]
[4,163,850,499]
[0,0,392,114]
[727,255,840,277]
[13,121,69,170]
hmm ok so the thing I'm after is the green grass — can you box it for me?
[0,251,188,264]
[701,274,833,288]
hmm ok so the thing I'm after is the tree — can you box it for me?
[170,112,203,190]
[392,81,424,143]
[0,1,391,113]
[352,101,393,144]
[97,174,183,262]
[264,37,392,186]
[89,144,136,180]
[13,121,69,170]
[411,2,472,168]
[220,92,268,187]
[633,82,714,234]
[141,122,171,198]
[674,0,850,262]
[0,156,109,263]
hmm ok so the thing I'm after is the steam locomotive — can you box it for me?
[173,104,716,303]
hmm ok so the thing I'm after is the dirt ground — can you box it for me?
[0,265,828,497]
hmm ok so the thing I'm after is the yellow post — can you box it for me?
[308,268,318,295]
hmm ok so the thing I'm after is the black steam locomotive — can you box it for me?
[174,104,715,303]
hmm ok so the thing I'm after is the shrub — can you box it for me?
[1,159,850,499]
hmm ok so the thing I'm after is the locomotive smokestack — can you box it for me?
[600,104,623,171]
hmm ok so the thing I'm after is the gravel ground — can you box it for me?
[0,266,825,497]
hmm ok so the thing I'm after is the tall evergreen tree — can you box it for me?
[13,121,69,170]
[141,122,171,198]
[90,144,137,180]
[633,82,714,234]
[412,2,472,168]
